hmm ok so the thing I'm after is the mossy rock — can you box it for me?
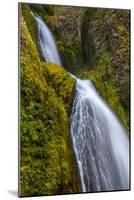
[43,63,76,113]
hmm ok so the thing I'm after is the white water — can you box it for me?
[34,14,129,192]
[34,15,62,65]
[70,79,129,192]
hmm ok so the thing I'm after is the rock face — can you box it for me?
[54,6,82,42]
[53,6,84,72]
[20,5,81,197]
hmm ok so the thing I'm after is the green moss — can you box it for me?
[43,63,76,113]
[56,39,83,73]
[20,13,80,197]
[21,3,37,47]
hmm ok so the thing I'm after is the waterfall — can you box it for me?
[34,14,62,65]
[70,79,129,192]
[34,14,129,193]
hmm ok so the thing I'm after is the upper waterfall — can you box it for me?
[34,15,62,66]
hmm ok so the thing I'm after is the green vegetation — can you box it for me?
[21,4,37,48]
[20,7,80,197]
[57,39,83,73]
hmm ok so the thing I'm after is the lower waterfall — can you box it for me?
[70,79,129,192]
[33,14,129,192]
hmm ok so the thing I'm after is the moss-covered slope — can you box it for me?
[20,10,80,197]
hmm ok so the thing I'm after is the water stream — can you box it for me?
[70,79,129,191]
[33,13,62,66]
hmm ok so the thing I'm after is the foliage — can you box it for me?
[56,39,83,73]
[20,7,80,196]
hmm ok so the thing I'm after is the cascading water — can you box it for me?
[70,79,129,192]
[33,14,129,192]
[34,14,62,66]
